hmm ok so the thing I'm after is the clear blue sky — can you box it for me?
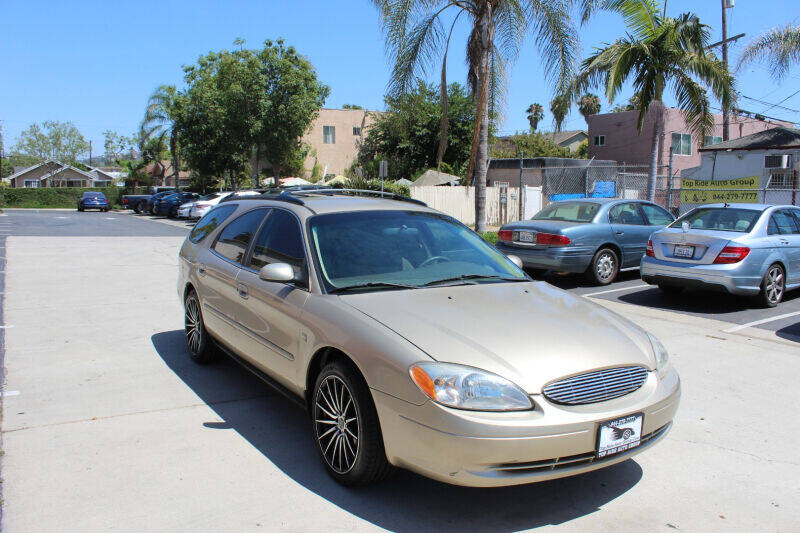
[1,0,798,156]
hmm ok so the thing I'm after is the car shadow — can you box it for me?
[775,322,800,343]
[532,269,641,290]
[151,330,644,532]
[616,285,800,315]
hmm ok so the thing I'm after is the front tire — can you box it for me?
[586,247,619,285]
[758,263,785,308]
[312,360,393,486]
[184,290,217,363]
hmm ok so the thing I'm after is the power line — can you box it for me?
[761,89,800,114]
[739,94,800,114]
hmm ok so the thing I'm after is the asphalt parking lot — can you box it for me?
[1,209,798,532]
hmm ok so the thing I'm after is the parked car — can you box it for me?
[178,190,680,487]
[642,203,800,307]
[146,190,180,215]
[496,198,675,284]
[190,191,239,219]
[177,201,195,219]
[154,192,199,218]
[121,194,151,212]
[77,191,109,212]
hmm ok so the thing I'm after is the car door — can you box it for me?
[201,208,270,349]
[608,202,652,267]
[771,209,800,285]
[234,209,310,386]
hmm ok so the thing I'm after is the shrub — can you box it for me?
[329,176,410,197]
[480,231,499,244]
[0,186,130,208]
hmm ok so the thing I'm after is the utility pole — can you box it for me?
[721,0,731,141]
[89,140,93,166]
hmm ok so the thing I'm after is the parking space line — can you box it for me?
[583,284,649,297]
[723,311,800,333]
[2,390,20,397]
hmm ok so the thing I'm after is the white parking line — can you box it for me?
[0,325,15,328]
[2,390,20,397]
[583,284,649,297]
[723,311,800,333]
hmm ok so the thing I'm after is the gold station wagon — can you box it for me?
[178,189,680,487]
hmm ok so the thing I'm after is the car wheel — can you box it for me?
[586,247,619,285]
[77,207,84,212]
[658,284,684,295]
[312,360,394,486]
[184,290,217,364]
[758,263,785,308]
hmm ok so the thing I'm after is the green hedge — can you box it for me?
[329,178,411,197]
[0,187,150,208]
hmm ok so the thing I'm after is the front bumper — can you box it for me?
[495,242,594,273]
[373,366,680,487]
[641,256,761,295]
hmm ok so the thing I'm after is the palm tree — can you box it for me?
[738,23,800,81]
[526,103,544,132]
[575,1,732,201]
[140,85,181,187]
[550,95,571,132]
[577,93,601,124]
[371,0,584,232]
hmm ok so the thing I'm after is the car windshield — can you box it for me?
[532,202,599,222]
[309,210,527,291]
[670,207,763,233]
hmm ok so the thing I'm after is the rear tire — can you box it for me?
[135,201,145,214]
[757,263,785,308]
[312,360,394,486]
[586,247,619,285]
[184,289,217,364]
[658,284,684,295]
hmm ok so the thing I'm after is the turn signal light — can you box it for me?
[713,246,750,264]
[498,230,513,242]
[537,233,571,246]
[646,239,655,257]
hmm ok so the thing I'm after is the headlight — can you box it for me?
[647,333,669,373]
[409,362,533,411]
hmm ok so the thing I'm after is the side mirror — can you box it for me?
[507,255,524,269]
[258,263,295,283]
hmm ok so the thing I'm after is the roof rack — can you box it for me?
[290,188,427,207]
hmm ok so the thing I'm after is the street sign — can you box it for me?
[379,160,388,178]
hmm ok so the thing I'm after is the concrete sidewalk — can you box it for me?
[1,236,798,531]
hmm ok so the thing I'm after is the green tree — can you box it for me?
[119,159,151,188]
[577,93,601,124]
[550,95,570,132]
[575,1,732,201]
[103,130,134,163]
[738,23,800,81]
[342,104,364,109]
[372,0,585,232]
[525,103,544,132]
[13,121,89,164]
[490,131,571,158]
[141,85,182,183]
[357,81,476,180]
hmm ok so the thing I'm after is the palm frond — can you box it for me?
[527,0,579,95]
[388,9,447,96]
[603,0,661,39]
[670,69,713,139]
[737,23,800,81]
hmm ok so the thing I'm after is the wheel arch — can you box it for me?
[304,346,367,410]
[596,242,622,263]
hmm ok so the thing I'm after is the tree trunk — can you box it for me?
[647,102,663,202]
[253,145,261,189]
[170,133,180,189]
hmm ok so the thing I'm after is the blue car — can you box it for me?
[642,203,800,307]
[77,192,109,212]
[496,198,675,284]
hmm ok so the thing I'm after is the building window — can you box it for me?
[23,180,39,188]
[768,172,793,189]
[593,135,605,146]
[353,126,362,136]
[765,154,791,168]
[323,125,335,144]
[671,133,692,155]
[704,135,722,146]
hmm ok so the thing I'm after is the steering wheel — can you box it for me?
[419,255,452,268]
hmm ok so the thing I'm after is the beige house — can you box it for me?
[6,160,111,188]
[543,130,588,152]
[147,160,191,187]
[302,108,377,177]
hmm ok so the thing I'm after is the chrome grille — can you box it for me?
[542,366,649,405]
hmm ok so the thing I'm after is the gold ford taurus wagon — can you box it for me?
[177,189,680,487]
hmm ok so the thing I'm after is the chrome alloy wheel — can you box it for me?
[185,294,202,355]
[765,265,785,305]
[596,252,616,282]
[314,375,360,474]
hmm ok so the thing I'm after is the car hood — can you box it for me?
[339,282,655,393]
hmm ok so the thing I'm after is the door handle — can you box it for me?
[780,239,790,245]
[237,283,248,299]
[198,264,206,276]
[615,231,625,235]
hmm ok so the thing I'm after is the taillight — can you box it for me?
[498,230,513,242]
[123,198,129,204]
[713,246,750,264]
[537,233,571,246]
[646,239,655,257]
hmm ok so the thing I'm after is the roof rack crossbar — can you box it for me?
[292,188,427,207]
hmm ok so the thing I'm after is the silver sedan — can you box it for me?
[641,203,800,307]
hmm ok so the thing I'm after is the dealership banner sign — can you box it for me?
[681,176,759,203]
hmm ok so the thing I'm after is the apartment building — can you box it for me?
[302,108,377,177]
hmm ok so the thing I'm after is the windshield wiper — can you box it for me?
[423,274,527,287]
[329,282,418,294]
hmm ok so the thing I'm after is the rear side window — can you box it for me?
[609,203,646,225]
[248,210,305,272]
[189,204,237,243]
[768,210,800,235]
[212,209,269,264]
[640,204,673,226]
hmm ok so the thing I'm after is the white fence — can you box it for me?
[410,186,542,227]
